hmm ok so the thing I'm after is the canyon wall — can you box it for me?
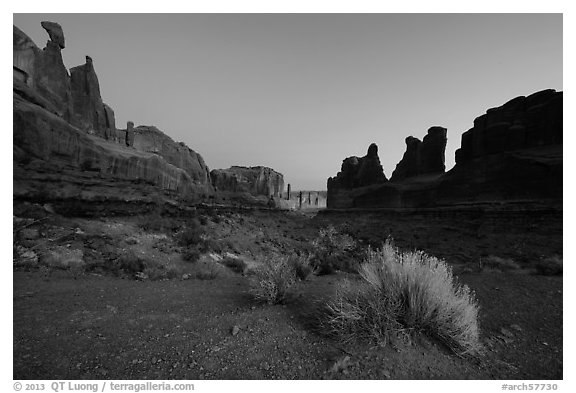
[13,22,214,203]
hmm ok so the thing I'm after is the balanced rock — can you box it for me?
[41,21,65,49]
[13,24,72,119]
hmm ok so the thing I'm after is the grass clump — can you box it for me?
[250,254,296,304]
[325,239,481,356]
[480,256,521,272]
[311,225,358,274]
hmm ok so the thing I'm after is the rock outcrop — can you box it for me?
[13,24,72,120]
[390,127,447,182]
[69,56,109,137]
[129,125,211,184]
[455,89,562,163]
[328,143,387,190]
[326,90,562,209]
[13,22,214,202]
[40,21,65,49]
[211,166,284,197]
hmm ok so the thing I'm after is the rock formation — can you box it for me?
[327,143,387,190]
[125,121,135,147]
[69,56,109,137]
[13,22,214,202]
[40,21,65,49]
[390,126,447,182]
[130,125,211,184]
[455,89,562,163]
[326,90,562,209]
[211,166,284,197]
[13,24,72,120]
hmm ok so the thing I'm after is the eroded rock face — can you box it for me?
[13,25,72,119]
[70,56,108,137]
[326,90,562,209]
[455,90,562,164]
[390,126,447,182]
[327,143,387,190]
[211,166,284,197]
[13,22,214,202]
[41,21,65,49]
[13,90,213,201]
[131,125,212,184]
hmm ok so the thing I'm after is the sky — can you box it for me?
[12,13,562,190]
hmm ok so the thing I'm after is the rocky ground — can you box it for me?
[13,201,562,380]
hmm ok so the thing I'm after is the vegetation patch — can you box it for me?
[311,225,359,274]
[324,239,481,356]
[250,254,296,304]
[535,256,563,276]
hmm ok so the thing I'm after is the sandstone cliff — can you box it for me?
[326,90,562,209]
[211,166,284,198]
[13,22,214,203]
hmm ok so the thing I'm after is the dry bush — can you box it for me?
[250,255,296,304]
[222,256,247,274]
[535,256,563,276]
[177,220,204,247]
[289,252,314,281]
[481,256,521,272]
[325,239,481,356]
[195,262,219,280]
[311,225,358,274]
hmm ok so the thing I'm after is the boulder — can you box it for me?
[211,166,284,197]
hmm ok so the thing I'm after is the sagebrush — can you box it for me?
[325,239,481,356]
[250,254,296,304]
[311,225,358,274]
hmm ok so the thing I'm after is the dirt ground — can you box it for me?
[13,201,562,380]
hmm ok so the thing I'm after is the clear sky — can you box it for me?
[13,13,562,190]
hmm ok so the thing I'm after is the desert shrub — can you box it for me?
[195,262,219,280]
[142,261,182,281]
[222,256,247,274]
[535,256,563,276]
[198,238,222,253]
[481,256,521,272]
[113,251,145,276]
[250,255,296,304]
[311,225,358,274]
[289,252,314,281]
[177,220,204,247]
[199,215,209,226]
[182,247,202,263]
[324,239,481,356]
